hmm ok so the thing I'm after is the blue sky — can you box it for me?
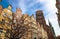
[0,0,60,36]
[0,0,9,8]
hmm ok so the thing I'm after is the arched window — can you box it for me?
[34,37,36,39]
[40,38,42,39]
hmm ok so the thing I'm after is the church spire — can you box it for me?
[48,20,56,39]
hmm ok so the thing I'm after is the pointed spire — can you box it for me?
[8,5,12,10]
[30,14,35,20]
[48,19,54,30]
[48,19,56,39]
[31,14,34,18]
[48,19,52,27]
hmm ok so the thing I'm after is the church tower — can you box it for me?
[36,10,46,26]
[36,10,55,39]
[48,20,56,39]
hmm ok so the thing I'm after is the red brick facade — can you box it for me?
[36,10,55,39]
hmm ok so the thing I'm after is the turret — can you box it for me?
[8,5,12,10]
[48,20,56,39]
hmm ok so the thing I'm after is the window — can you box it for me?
[16,36,19,39]
[13,20,16,23]
[4,38,7,39]
[38,14,41,16]
[8,15,12,20]
[23,38,25,39]
[3,13,6,17]
[6,29,10,33]
[0,28,3,33]
[12,27,16,30]
[24,20,28,24]
[34,37,36,39]
[0,38,2,39]
[16,38,19,39]
[2,19,5,23]
[40,38,42,39]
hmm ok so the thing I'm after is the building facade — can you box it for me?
[36,10,46,26]
[36,10,55,39]
[11,8,31,39]
[20,14,38,39]
[0,5,56,39]
[0,5,12,39]
[20,14,48,39]
[37,22,48,39]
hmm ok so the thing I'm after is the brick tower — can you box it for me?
[36,10,55,39]
[36,10,46,26]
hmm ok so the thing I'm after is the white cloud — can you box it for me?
[18,0,27,13]
[37,0,45,3]
[27,1,39,8]
[42,0,57,14]
[43,0,60,36]
[45,12,60,36]
[49,18,60,36]
[17,0,60,36]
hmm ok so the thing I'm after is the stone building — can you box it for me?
[36,10,55,39]
[56,0,60,26]
[37,22,48,39]
[20,14,48,39]
[11,8,30,39]
[10,8,48,39]
[0,5,55,39]
[20,14,38,39]
[36,10,46,26]
[0,5,12,39]
[11,8,22,39]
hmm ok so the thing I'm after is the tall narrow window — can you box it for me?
[34,37,36,39]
